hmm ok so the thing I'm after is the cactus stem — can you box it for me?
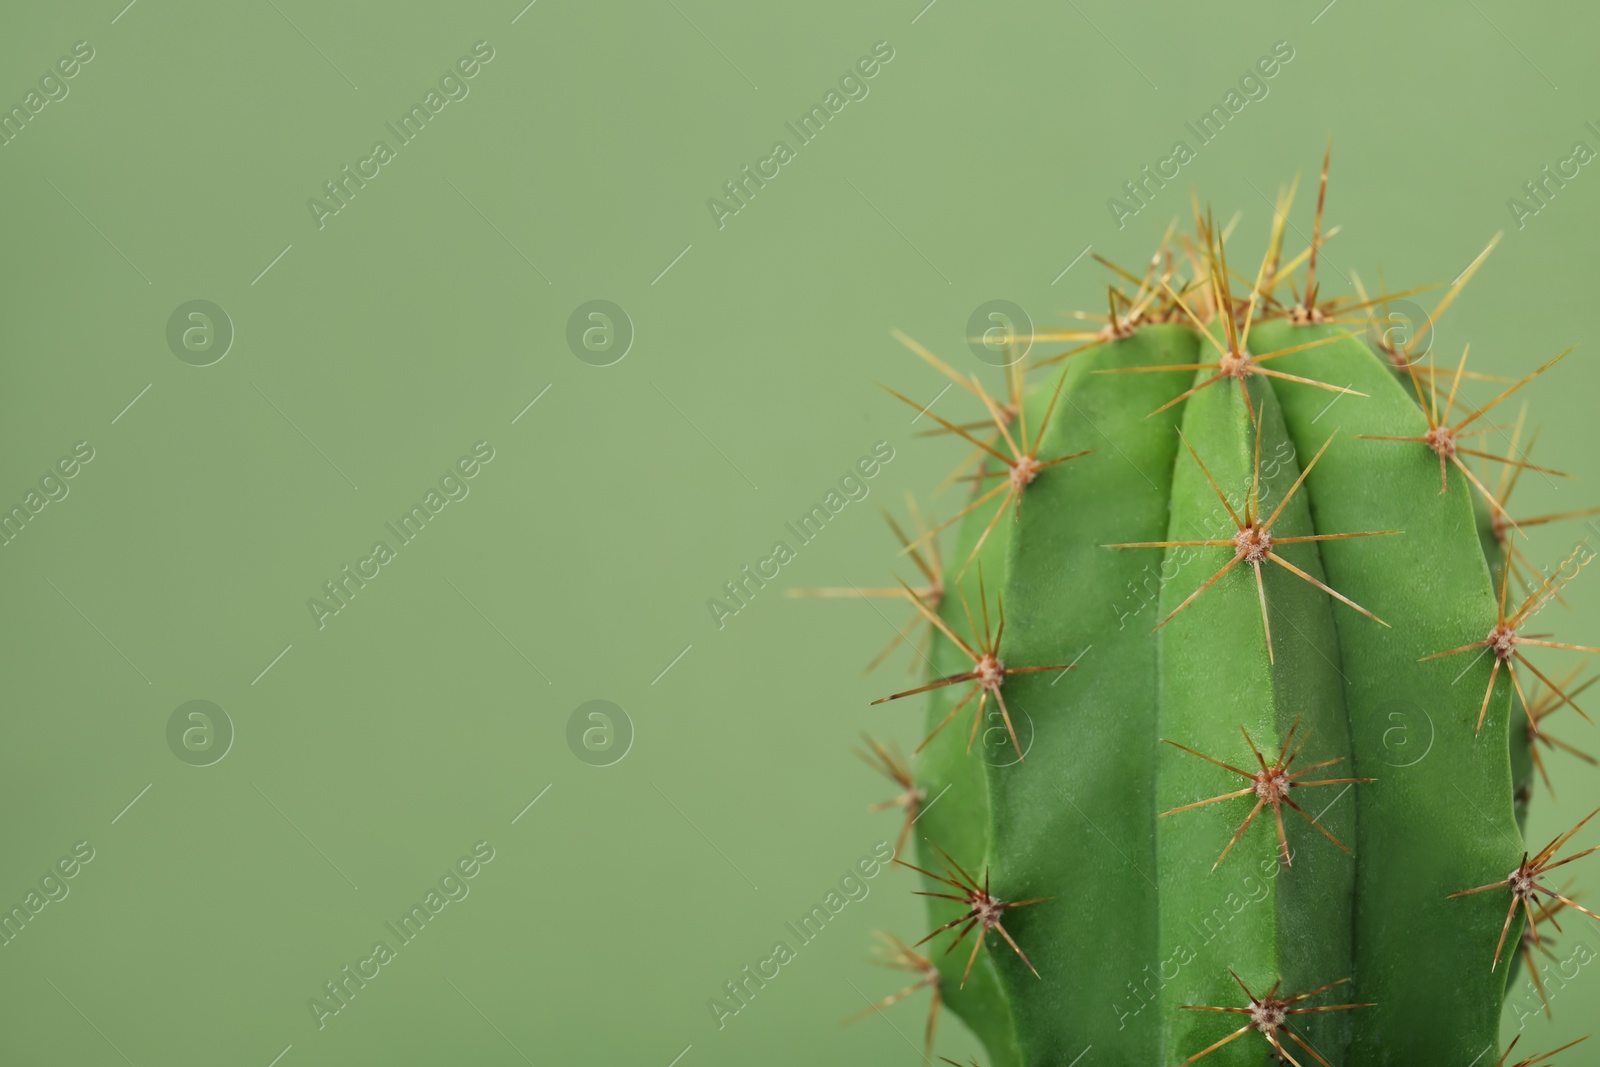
[1357,343,1573,517]
[1109,430,1395,660]
[1449,805,1600,969]
[870,573,1075,762]
[1421,542,1600,734]
[1160,717,1374,870]
[898,845,1051,988]
[1178,973,1372,1067]
[845,171,1574,1062]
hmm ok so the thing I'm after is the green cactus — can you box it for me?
[835,166,1600,1066]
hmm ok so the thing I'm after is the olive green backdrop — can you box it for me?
[3,1,1599,1064]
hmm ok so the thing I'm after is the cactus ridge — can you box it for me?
[812,154,1600,1065]
[1106,427,1397,660]
[1355,342,1573,520]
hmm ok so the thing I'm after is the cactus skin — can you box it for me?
[1253,320,1523,1063]
[893,285,1548,1062]
[1154,371,1356,1062]
[1470,491,1537,832]
[916,326,1196,1065]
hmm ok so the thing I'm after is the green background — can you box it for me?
[2,0,1599,1063]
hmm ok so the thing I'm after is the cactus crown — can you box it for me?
[823,153,1599,1066]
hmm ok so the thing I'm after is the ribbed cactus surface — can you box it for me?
[837,175,1598,1067]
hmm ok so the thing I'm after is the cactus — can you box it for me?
[828,158,1600,1065]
